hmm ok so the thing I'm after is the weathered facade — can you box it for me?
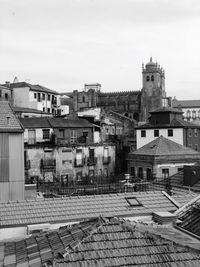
[20,117,116,184]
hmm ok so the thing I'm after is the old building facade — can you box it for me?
[71,58,171,122]
[20,117,115,185]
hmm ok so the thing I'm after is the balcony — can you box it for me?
[103,156,111,165]
[87,157,97,166]
[41,159,56,169]
[74,157,85,167]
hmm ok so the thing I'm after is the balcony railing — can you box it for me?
[87,157,97,166]
[41,159,56,169]
[103,156,111,165]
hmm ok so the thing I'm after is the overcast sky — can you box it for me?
[1,0,200,99]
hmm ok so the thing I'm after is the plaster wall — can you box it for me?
[136,128,184,149]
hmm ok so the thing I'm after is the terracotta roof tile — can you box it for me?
[0,101,23,132]
[0,192,195,227]
[130,136,200,156]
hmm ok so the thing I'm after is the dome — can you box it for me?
[146,57,157,67]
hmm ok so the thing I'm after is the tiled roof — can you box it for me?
[137,118,199,129]
[0,217,103,267]
[173,99,200,108]
[48,117,94,128]
[0,101,24,132]
[0,192,194,227]
[14,106,47,114]
[19,117,51,128]
[1,216,200,267]
[10,82,58,94]
[56,218,200,267]
[131,136,200,156]
[150,106,183,113]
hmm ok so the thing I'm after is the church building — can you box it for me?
[72,58,171,122]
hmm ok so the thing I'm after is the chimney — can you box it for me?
[5,81,10,88]
[6,116,11,126]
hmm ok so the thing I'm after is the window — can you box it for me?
[5,93,8,100]
[189,129,192,137]
[138,167,143,179]
[192,110,196,119]
[37,93,41,102]
[130,167,135,177]
[195,144,198,151]
[154,129,159,137]
[42,94,45,100]
[141,130,146,137]
[198,110,200,119]
[151,75,154,81]
[48,94,51,101]
[83,131,88,137]
[0,90,2,98]
[162,169,169,178]
[43,129,50,139]
[89,148,95,160]
[43,107,45,112]
[70,130,77,143]
[59,129,64,138]
[168,129,173,137]
[82,95,85,103]
[194,129,198,137]
[125,197,142,207]
[47,108,50,113]
[28,129,36,144]
[146,76,150,81]
[34,93,37,99]
[187,110,191,119]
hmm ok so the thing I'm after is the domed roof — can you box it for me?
[146,57,156,67]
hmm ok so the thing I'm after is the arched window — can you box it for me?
[187,110,191,119]
[146,76,150,81]
[192,110,196,119]
[151,75,154,81]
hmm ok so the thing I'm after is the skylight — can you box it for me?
[125,197,142,207]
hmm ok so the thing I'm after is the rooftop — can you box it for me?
[131,136,200,156]
[173,99,200,108]
[1,216,200,267]
[150,106,183,114]
[0,191,196,227]
[48,117,94,128]
[9,82,58,95]
[19,117,51,128]
[0,101,24,132]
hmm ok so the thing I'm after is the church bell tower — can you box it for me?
[141,57,166,122]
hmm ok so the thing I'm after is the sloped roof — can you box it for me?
[131,136,200,156]
[0,192,195,227]
[0,217,103,267]
[10,82,58,94]
[173,99,200,108]
[48,117,94,128]
[150,106,183,114]
[137,118,199,129]
[14,106,47,114]
[56,217,200,267]
[19,117,51,128]
[1,217,200,267]
[0,101,23,132]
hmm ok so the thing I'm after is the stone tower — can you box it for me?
[141,58,166,122]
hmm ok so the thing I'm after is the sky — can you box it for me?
[0,0,200,99]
